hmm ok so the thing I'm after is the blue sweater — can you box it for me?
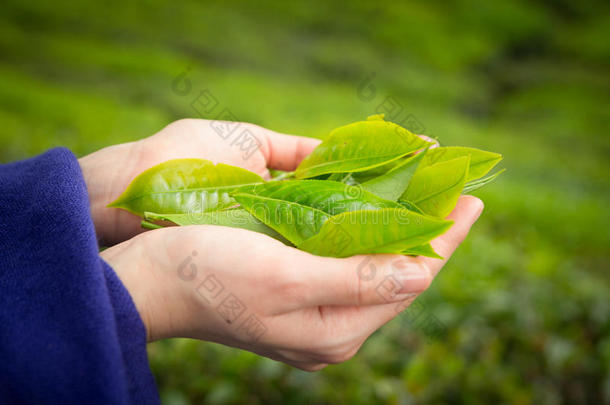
[0,148,159,404]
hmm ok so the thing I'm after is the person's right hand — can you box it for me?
[100,195,483,371]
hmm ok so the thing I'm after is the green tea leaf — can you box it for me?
[401,156,470,218]
[295,119,431,178]
[239,180,402,215]
[397,200,425,214]
[402,243,443,259]
[462,169,506,194]
[233,193,330,246]
[419,147,502,182]
[298,208,453,258]
[108,159,263,216]
[326,172,352,182]
[144,209,290,244]
[350,155,411,183]
[360,149,427,201]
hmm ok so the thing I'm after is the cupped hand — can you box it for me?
[79,119,319,245]
[100,195,483,371]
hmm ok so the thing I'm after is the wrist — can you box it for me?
[101,229,199,342]
[79,141,143,246]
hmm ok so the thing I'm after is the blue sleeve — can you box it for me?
[0,148,159,404]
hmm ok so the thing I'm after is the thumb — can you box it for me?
[279,252,433,311]
[255,126,321,171]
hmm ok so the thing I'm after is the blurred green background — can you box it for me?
[1,0,609,403]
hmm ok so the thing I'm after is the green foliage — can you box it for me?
[143,209,289,244]
[2,0,609,402]
[462,169,507,194]
[233,192,330,245]
[419,147,502,182]
[294,119,431,178]
[360,149,427,201]
[109,159,263,216]
[240,180,403,215]
[298,209,452,258]
[401,156,471,218]
[113,118,501,257]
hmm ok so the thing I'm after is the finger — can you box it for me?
[255,126,321,171]
[275,251,433,312]
[333,195,485,334]
[264,196,485,352]
[283,196,482,311]
[418,195,484,276]
[418,134,439,148]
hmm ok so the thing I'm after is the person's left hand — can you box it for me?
[79,119,320,245]
[100,195,483,370]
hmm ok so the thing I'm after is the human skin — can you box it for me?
[80,119,484,371]
[79,119,323,246]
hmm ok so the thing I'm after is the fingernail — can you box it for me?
[472,199,484,222]
[392,263,431,295]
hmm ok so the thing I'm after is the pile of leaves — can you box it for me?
[110,115,503,258]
